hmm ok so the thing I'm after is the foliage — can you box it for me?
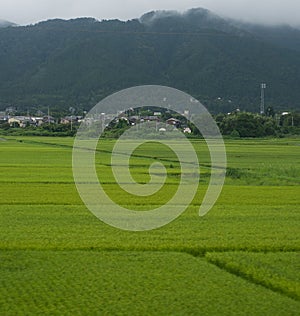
[1,10,300,112]
[215,111,300,137]
[0,123,78,136]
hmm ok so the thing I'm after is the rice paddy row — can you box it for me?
[0,136,299,315]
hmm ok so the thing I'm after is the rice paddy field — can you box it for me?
[0,135,299,315]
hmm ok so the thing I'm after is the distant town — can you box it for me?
[0,106,299,138]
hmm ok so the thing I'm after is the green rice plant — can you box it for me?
[1,136,300,314]
[0,250,299,315]
[205,251,300,301]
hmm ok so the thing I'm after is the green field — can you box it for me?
[0,136,300,315]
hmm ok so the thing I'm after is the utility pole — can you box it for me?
[260,83,266,114]
[69,107,75,132]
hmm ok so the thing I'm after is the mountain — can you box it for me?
[229,20,300,52]
[0,8,300,113]
[140,8,249,36]
[0,19,17,28]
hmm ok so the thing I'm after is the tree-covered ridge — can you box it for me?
[0,8,300,113]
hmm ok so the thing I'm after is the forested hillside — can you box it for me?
[0,8,300,113]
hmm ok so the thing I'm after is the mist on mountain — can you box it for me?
[0,8,299,113]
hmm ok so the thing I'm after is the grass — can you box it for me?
[0,135,300,314]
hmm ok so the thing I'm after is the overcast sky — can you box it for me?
[1,0,299,26]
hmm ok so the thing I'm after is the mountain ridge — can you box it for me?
[0,8,299,113]
[0,19,17,28]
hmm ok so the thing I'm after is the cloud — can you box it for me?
[197,0,300,26]
[0,0,200,24]
[0,0,299,26]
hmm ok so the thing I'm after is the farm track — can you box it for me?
[13,138,218,169]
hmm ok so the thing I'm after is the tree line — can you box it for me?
[1,110,299,138]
